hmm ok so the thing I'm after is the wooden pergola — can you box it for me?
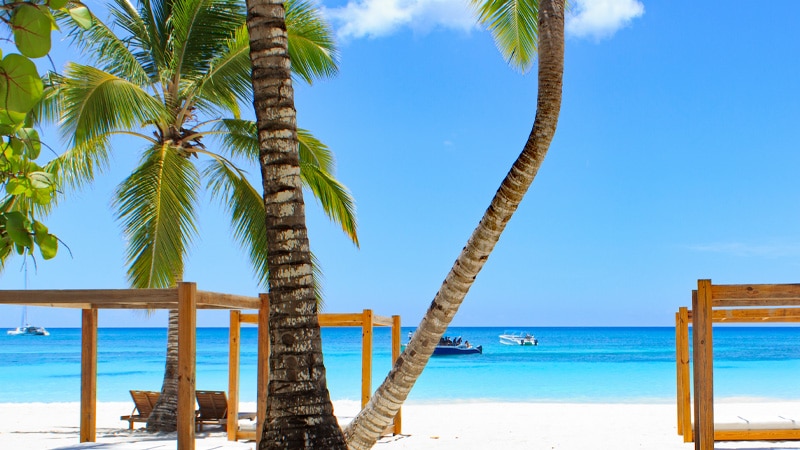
[226,305,402,441]
[675,279,800,450]
[0,283,402,449]
[0,282,262,450]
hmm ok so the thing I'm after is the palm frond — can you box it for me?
[205,158,325,302]
[204,158,270,288]
[45,134,112,196]
[300,159,359,246]
[114,144,201,288]
[471,0,539,72]
[286,0,339,84]
[170,0,245,83]
[213,119,258,160]
[56,8,151,85]
[211,120,358,245]
[192,25,251,117]
[60,64,168,148]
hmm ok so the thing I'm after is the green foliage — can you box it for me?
[0,0,93,266]
[46,0,356,292]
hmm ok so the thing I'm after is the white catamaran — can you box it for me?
[7,307,49,336]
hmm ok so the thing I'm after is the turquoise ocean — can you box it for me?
[2,327,800,404]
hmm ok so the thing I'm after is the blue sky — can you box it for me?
[3,0,800,328]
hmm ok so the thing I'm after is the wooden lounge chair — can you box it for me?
[120,390,160,430]
[195,390,256,431]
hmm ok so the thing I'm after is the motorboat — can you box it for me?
[402,332,482,355]
[499,331,538,346]
[7,307,49,336]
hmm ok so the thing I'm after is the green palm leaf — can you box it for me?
[471,0,539,72]
[115,144,201,288]
[193,25,251,118]
[60,63,167,147]
[214,119,358,245]
[57,7,151,85]
[169,0,245,84]
[286,0,339,84]
[203,159,326,303]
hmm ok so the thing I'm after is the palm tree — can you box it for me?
[244,0,348,447]
[43,0,356,432]
[343,0,565,448]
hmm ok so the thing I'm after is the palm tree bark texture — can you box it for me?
[343,0,565,448]
[245,0,347,448]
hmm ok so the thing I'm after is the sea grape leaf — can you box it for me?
[11,4,52,58]
[0,54,44,125]
[68,6,92,29]
[48,0,68,10]
[32,220,57,259]
[28,171,54,190]
[4,211,33,249]
[5,178,27,195]
[17,128,41,159]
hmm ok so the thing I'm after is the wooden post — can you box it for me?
[693,280,714,450]
[392,315,402,435]
[256,293,270,449]
[361,309,374,409]
[177,282,197,450]
[227,310,241,441]
[79,308,98,443]
[677,306,692,441]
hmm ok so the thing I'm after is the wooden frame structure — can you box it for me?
[0,282,263,450]
[225,306,403,442]
[676,279,800,450]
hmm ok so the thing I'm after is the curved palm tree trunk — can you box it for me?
[343,1,565,448]
[146,309,180,431]
[245,0,346,448]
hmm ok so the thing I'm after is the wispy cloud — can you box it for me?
[324,0,475,40]
[566,0,645,39]
[688,242,800,258]
[324,0,645,41]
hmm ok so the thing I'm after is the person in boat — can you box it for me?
[464,340,471,348]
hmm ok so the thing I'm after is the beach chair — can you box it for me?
[195,390,256,431]
[120,390,160,430]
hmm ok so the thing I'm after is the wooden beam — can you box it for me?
[240,313,258,324]
[227,311,241,441]
[0,289,177,306]
[197,291,261,310]
[79,308,97,443]
[319,313,364,327]
[676,307,692,441]
[361,309,373,409]
[392,315,402,435]
[177,282,196,450]
[256,293,269,449]
[693,280,715,450]
[711,284,800,304]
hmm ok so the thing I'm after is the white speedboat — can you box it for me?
[499,331,537,346]
[7,307,49,336]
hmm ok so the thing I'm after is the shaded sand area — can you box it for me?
[1,400,800,449]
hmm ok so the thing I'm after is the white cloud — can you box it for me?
[324,0,476,40]
[566,0,645,39]
[324,0,644,41]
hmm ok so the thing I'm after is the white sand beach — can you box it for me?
[2,400,800,449]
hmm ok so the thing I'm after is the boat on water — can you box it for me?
[403,332,482,355]
[499,331,538,346]
[7,307,49,336]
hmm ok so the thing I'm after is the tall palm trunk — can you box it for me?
[245,0,346,448]
[146,309,180,431]
[343,0,565,448]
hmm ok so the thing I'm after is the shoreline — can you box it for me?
[3,400,800,449]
